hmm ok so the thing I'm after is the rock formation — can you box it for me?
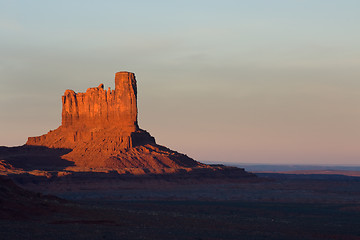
[0,71,254,179]
[62,72,138,130]
[25,72,205,173]
[27,72,154,150]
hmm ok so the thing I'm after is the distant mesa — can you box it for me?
[1,71,253,178]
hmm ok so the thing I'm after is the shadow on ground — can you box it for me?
[0,145,74,171]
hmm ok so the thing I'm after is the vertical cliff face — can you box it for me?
[62,72,138,131]
[27,72,154,150]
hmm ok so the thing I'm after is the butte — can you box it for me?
[1,72,253,178]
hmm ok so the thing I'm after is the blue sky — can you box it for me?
[1,0,359,164]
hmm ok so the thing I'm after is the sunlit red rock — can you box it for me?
[27,72,151,150]
[25,72,203,172]
[62,72,138,130]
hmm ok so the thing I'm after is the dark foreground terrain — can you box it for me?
[1,173,360,240]
[1,200,360,240]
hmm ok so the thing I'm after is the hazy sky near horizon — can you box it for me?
[1,0,359,165]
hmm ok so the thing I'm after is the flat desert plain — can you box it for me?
[1,172,360,240]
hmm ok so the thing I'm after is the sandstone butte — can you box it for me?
[1,72,253,178]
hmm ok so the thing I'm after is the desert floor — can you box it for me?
[1,173,360,240]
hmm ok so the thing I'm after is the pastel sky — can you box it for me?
[1,0,359,165]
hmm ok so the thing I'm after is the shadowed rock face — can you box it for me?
[24,72,203,172]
